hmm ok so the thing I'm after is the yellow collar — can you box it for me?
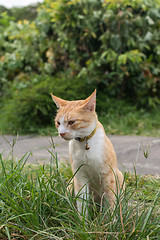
[75,125,97,150]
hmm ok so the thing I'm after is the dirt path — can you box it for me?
[0,134,160,176]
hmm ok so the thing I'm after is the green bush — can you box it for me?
[0,0,160,132]
[0,73,93,133]
[39,0,160,107]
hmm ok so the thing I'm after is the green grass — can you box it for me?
[0,143,159,240]
[37,102,160,137]
[99,105,160,137]
[0,100,160,137]
[42,106,160,138]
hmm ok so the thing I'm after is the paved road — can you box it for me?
[0,134,160,176]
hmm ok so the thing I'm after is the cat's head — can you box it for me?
[51,90,97,140]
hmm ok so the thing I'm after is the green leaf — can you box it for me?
[118,53,127,65]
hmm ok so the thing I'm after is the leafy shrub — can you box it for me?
[0,0,160,132]
[0,4,38,21]
[39,0,160,107]
[0,73,93,133]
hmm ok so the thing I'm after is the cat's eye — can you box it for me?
[57,121,60,125]
[68,120,76,125]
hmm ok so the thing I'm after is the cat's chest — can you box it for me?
[69,128,105,171]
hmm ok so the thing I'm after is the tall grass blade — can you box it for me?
[5,227,11,240]
[0,154,7,179]
[140,190,160,233]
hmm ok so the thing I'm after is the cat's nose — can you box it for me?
[60,132,66,137]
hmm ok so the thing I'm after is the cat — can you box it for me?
[51,89,124,215]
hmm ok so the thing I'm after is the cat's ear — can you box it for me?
[81,89,96,112]
[51,93,67,108]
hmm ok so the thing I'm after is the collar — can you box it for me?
[75,125,97,150]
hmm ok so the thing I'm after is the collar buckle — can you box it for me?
[75,125,97,150]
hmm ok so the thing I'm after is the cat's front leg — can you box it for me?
[101,171,116,208]
[74,174,90,217]
[101,169,124,208]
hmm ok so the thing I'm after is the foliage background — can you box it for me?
[0,0,160,133]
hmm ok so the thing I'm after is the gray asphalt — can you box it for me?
[0,134,160,176]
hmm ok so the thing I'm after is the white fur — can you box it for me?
[69,126,108,214]
[69,126,109,176]
[58,116,70,134]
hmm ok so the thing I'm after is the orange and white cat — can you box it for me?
[51,90,124,215]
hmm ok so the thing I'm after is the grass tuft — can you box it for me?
[0,146,159,239]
